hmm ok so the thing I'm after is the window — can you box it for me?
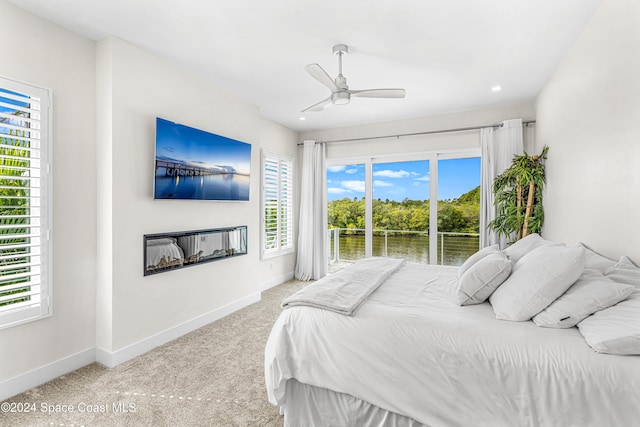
[0,77,51,329]
[261,151,294,258]
[327,163,366,263]
[373,160,430,262]
[326,151,480,270]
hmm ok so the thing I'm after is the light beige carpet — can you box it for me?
[1,279,308,427]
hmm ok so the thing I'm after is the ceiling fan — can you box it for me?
[302,44,406,112]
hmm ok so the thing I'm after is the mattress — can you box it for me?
[265,262,640,426]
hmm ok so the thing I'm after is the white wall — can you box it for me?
[301,103,536,160]
[96,37,298,359]
[0,0,97,384]
[535,0,640,262]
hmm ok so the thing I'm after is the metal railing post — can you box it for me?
[334,228,340,262]
[384,230,388,257]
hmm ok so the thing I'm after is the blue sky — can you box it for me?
[155,118,251,174]
[0,89,30,137]
[327,158,480,202]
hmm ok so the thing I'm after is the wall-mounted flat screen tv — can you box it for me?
[154,117,251,201]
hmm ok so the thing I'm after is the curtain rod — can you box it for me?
[297,120,536,146]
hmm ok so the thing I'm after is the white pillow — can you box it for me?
[604,256,640,287]
[457,245,500,278]
[578,243,617,271]
[457,252,512,306]
[578,289,640,355]
[489,244,585,321]
[533,269,634,328]
[504,233,559,263]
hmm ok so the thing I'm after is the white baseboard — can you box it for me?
[96,291,261,368]
[259,270,295,291]
[1,347,95,402]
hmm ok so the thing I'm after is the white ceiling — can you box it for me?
[8,0,602,132]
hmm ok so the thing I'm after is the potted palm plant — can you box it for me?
[488,146,549,243]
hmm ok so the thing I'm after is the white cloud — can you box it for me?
[415,174,430,182]
[373,169,411,178]
[374,180,393,187]
[327,165,346,173]
[342,180,365,192]
[345,168,359,174]
[328,187,349,194]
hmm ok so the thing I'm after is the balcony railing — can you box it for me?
[327,228,480,267]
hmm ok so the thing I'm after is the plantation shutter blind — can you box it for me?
[263,155,279,253]
[0,77,51,329]
[261,151,294,257]
[279,157,294,250]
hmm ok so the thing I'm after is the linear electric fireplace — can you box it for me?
[143,226,247,276]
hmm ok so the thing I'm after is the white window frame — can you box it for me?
[261,150,295,259]
[0,76,52,330]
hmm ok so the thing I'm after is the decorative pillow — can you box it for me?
[504,233,559,263]
[532,269,634,328]
[578,243,617,271]
[489,244,585,321]
[457,252,512,306]
[578,289,640,355]
[457,245,500,279]
[604,256,640,287]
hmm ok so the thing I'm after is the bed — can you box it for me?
[264,248,640,426]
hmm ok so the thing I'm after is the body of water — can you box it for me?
[154,174,250,201]
[329,233,479,266]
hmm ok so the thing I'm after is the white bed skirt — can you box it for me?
[283,379,425,427]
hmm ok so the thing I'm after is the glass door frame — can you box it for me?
[326,148,480,265]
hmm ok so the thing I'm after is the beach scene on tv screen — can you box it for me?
[154,118,251,201]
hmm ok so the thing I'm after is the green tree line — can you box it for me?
[328,186,480,234]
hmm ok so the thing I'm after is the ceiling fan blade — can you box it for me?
[350,88,406,98]
[305,63,338,92]
[301,97,331,113]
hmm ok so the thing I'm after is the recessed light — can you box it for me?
[299,117,306,121]
[491,86,502,92]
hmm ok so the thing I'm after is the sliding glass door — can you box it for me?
[327,164,367,268]
[436,157,481,265]
[372,160,430,263]
[327,152,480,270]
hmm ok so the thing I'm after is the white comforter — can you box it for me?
[265,263,640,427]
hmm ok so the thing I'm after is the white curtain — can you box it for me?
[480,119,524,249]
[295,140,327,281]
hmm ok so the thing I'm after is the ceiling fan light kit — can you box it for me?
[302,43,406,113]
[331,91,350,105]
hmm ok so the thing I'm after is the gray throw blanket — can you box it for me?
[281,257,406,316]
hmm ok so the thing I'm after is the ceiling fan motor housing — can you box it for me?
[334,75,348,89]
